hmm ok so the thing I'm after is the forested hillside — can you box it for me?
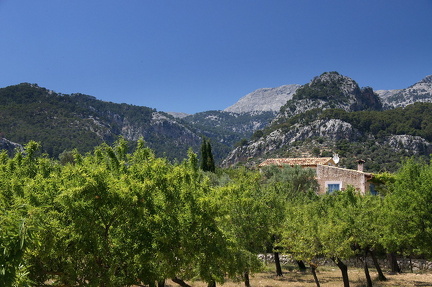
[0,83,202,160]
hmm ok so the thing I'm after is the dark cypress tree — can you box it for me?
[206,140,215,173]
[200,138,215,172]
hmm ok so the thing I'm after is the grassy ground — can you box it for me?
[164,264,432,287]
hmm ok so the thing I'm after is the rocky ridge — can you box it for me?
[278,72,382,120]
[375,75,432,109]
[224,84,301,113]
[222,73,432,170]
[222,119,362,167]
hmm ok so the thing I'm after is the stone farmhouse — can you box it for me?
[258,156,373,195]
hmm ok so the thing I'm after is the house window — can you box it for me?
[326,181,342,194]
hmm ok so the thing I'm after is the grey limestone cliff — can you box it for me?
[224,84,301,113]
[376,75,432,109]
[221,119,361,167]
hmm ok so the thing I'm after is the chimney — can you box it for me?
[357,159,365,172]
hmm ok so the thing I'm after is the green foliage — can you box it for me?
[370,172,396,195]
[281,187,384,287]
[252,130,264,140]
[380,157,432,257]
[260,165,319,198]
[212,168,278,280]
[0,204,30,286]
[1,139,269,286]
[235,138,249,147]
[3,138,432,286]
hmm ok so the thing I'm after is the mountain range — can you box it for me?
[223,72,432,171]
[1,72,431,172]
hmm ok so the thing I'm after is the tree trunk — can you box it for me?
[207,280,216,287]
[370,250,387,281]
[172,277,192,287]
[274,252,283,276]
[387,252,401,273]
[244,271,251,287]
[363,249,373,287]
[310,262,320,287]
[297,260,307,272]
[332,258,350,287]
[409,255,413,273]
[158,279,165,287]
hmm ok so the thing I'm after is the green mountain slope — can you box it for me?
[0,83,201,160]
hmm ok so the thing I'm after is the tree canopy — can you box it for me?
[1,139,432,286]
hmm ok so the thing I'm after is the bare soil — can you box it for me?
[164,265,432,287]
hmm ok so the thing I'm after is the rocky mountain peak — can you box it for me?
[279,72,382,119]
[311,71,356,88]
[224,84,301,113]
[310,71,359,96]
[408,75,432,89]
[417,75,432,84]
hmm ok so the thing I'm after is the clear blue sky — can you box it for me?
[1,1,431,114]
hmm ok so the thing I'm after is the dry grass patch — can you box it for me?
[164,265,432,287]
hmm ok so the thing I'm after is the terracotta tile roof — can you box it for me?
[259,157,335,167]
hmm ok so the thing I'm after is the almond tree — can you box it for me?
[381,158,432,268]
[26,139,159,286]
[0,141,57,286]
[282,197,323,287]
[148,150,231,287]
[282,190,364,287]
[214,167,278,287]
[261,164,319,276]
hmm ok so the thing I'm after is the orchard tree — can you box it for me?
[0,141,58,286]
[261,165,318,275]
[325,188,386,286]
[282,197,323,287]
[381,158,432,265]
[214,167,277,286]
[27,139,159,286]
[282,189,372,287]
[150,150,232,287]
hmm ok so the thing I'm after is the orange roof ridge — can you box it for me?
[259,157,335,167]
